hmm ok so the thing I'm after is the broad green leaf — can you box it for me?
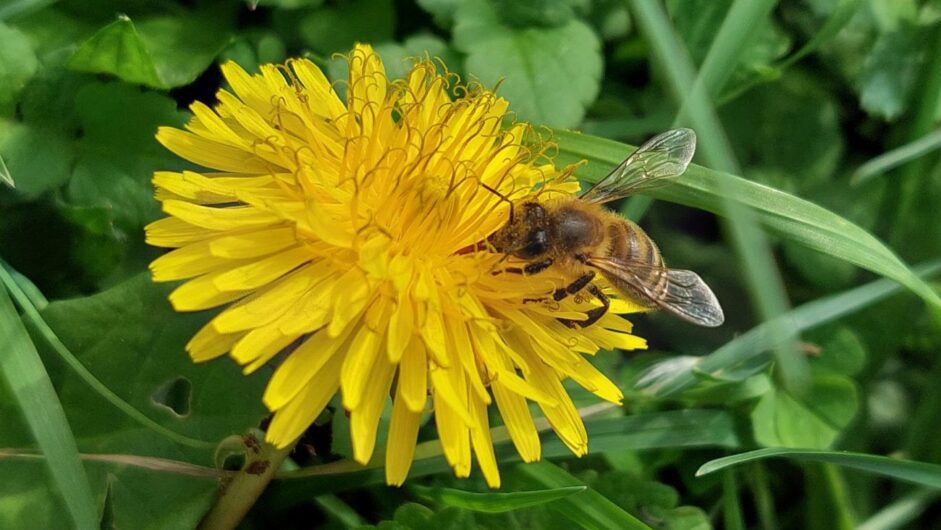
[751,375,858,449]
[0,120,73,199]
[454,0,602,128]
[68,15,164,89]
[417,0,460,28]
[68,81,187,231]
[299,0,395,54]
[0,23,38,117]
[491,0,576,28]
[587,470,712,530]
[0,459,217,530]
[412,485,586,513]
[554,130,941,311]
[69,13,231,90]
[808,326,866,377]
[697,448,941,489]
[858,27,924,120]
[634,259,941,397]
[0,283,98,529]
[515,462,653,530]
[375,34,461,81]
[135,14,232,89]
[35,273,268,452]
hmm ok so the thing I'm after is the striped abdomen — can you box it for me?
[605,219,666,305]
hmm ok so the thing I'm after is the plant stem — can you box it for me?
[200,437,296,530]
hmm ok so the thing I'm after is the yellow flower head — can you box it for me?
[146,44,646,487]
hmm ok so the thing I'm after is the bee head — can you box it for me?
[488,202,550,259]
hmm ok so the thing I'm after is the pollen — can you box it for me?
[146,43,647,487]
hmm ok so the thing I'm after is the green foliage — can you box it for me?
[454,0,602,128]
[4,0,941,528]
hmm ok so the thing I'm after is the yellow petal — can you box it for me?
[469,392,500,488]
[263,325,357,410]
[491,379,540,463]
[266,352,343,447]
[398,338,428,413]
[340,325,383,411]
[212,246,311,291]
[385,392,422,486]
[349,356,394,464]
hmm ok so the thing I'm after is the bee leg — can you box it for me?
[553,271,596,301]
[558,282,610,329]
[494,258,554,275]
[580,284,610,328]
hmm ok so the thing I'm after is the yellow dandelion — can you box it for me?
[146,44,647,488]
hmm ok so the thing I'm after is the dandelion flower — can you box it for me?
[146,44,647,487]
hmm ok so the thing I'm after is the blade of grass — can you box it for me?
[0,284,99,529]
[852,128,941,185]
[749,462,778,530]
[313,494,366,528]
[0,260,216,449]
[891,25,941,245]
[618,0,810,392]
[856,489,940,530]
[697,448,941,489]
[0,153,13,189]
[635,258,941,396]
[722,470,746,530]
[555,130,941,313]
[515,461,653,530]
[411,484,586,513]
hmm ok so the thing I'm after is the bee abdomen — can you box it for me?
[610,220,667,297]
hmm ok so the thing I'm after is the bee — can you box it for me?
[488,128,724,328]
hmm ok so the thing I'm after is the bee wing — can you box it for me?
[580,128,697,204]
[587,256,724,327]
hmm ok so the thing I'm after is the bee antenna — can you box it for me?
[480,183,515,223]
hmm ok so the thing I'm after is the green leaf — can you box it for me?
[0,23,38,117]
[751,375,858,449]
[0,120,73,199]
[68,13,231,90]
[134,14,232,89]
[696,448,941,489]
[34,273,268,451]
[515,462,654,530]
[554,130,941,311]
[491,0,576,28]
[68,15,165,89]
[454,0,602,128]
[587,470,712,530]
[299,0,395,54]
[858,27,925,120]
[0,283,98,530]
[375,34,461,81]
[412,485,586,513]
[68,81,187,230]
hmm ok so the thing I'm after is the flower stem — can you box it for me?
[200,436,295,530]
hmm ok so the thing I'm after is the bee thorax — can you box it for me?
[552,207,604,252]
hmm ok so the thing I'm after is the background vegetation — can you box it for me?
[2,0,941,528]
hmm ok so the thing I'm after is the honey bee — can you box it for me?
[488,128,724,328]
